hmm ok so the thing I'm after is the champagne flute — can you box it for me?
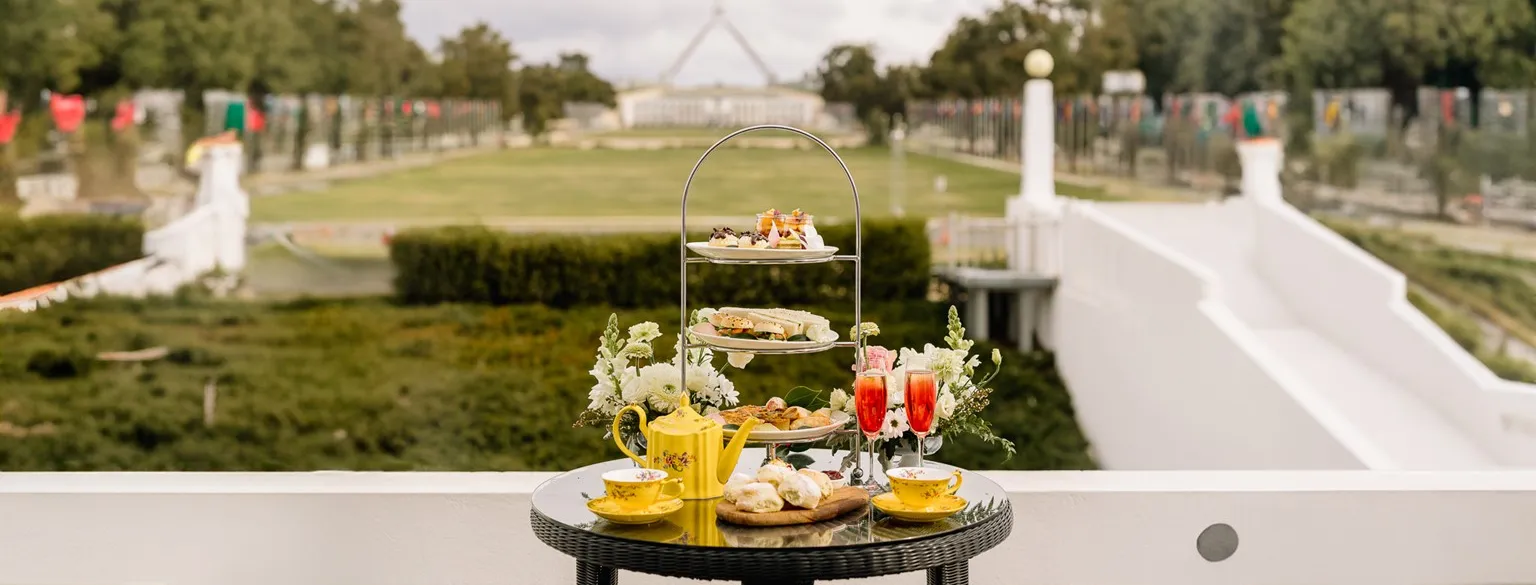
[854,371,888,492]
[903,369,938,468]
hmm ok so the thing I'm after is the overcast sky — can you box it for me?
[399,0,998,87]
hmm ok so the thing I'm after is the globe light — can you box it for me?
[1025,49,1054,79]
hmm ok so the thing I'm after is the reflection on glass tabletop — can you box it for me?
[531,448,1010,549]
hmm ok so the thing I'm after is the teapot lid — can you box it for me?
[651,392,716,434]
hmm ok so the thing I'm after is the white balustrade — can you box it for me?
[1,471,1535,585]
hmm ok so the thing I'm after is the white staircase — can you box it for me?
[1049,140,1536,470]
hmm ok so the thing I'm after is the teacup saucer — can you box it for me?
[871,493,966,523]
[587,496,684,525]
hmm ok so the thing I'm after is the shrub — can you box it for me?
[0,297,1094,471]
[25,345,93,379]
[0,214,144,294]
[390,219,931,308]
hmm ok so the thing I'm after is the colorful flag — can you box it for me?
[247,107,267,133]
[0,111,20,144]
[110,100,135,132]
[49,94,85,133]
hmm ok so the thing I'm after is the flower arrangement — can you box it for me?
[574,311,741,448]
[827,306,1015,466]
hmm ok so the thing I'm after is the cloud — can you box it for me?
[399,0,995,86]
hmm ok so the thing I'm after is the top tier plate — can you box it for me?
[686,242,839,263]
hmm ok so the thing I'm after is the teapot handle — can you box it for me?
[613,405,649,467]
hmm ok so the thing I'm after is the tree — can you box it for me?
[438,22,516,102]
[0,0,113,98]
[816,44,885,119]
[556,52,616,107]
[1282,0,1536,126]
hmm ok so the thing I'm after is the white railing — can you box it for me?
[2,471,1535,585]
[1054,202,1370,469]
[928,213,1061,275]
[1252,199,1536,465]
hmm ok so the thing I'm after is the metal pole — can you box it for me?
[891,114,906,217]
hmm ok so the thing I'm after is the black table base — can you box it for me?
[928,562,969,585]
[576,561,617,585]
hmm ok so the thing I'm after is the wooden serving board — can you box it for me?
[716,486,870,527]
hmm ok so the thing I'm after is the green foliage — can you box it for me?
[1311,132,1365,188]
[0,297,1093,471]
[0,214,144,294]
[1406,289,1483,353]
[389,220,932,308]
[1329,219,1536,381]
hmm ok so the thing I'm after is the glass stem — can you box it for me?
[867,435,878,483]
[916,433,926,468]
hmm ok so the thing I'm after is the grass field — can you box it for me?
[0,296,1094,471]
[249,147,1110,223]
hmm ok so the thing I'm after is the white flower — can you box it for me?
[727,352,754,369]
[898,347,930,372]
[928,346,966,384]
[627,322,662,344]
[881,409,911,440]
[937,390,958,420]
[636,363,685,412]
[885,367,906,408]
[618,341,653,361]
[829,388,851,414]
[696,308,718,323]
[991,348,1002,366]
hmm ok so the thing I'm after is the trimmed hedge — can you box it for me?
[0,215,144,294]
[390,219,931,307]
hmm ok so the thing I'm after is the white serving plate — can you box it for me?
[686,242,839,261]
[689,323,839,353]
[712,410,851,442]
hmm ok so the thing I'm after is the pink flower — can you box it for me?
[856,345,893,373]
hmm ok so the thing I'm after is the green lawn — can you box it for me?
[250,147,1110,223]
[0,296,1094,472]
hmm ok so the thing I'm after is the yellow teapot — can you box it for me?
[613,393,761,500]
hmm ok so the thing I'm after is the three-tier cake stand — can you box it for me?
[676,124,870,482]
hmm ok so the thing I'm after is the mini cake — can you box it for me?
[785,209,814,234]
[775,229,804,250]
[756,208,782,236]
[740,232,771,249]
[708,227,739,248]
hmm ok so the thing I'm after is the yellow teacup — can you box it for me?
[603,468,684,511]
[885,467,963,508]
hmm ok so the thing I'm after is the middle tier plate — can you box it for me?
[690,323,840,353]
[686,241,839,262]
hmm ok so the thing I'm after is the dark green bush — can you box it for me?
[0,215,144,294]
[25,345,93,379]
[390,219,930,307]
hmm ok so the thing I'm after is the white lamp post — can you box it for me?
[1019,49,1058,210]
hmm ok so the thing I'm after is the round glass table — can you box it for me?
[529,448,1012,585]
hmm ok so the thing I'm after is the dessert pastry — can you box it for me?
[797,469,835,499]
[735,482,785,513]
[789,413,833,430]
[708,227,739,248]
[785,209,814,234]
[740,232,771,249]
[776,473,823,510]
[765,397,788,410]
[783,406,812,420]
[756,209,782,236]
[756,460,796,487]
[723,473,755,504]
[775,229,805,250]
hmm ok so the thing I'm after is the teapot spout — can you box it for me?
[718,417,762,485]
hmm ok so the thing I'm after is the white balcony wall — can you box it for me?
[3,471,1536,585]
